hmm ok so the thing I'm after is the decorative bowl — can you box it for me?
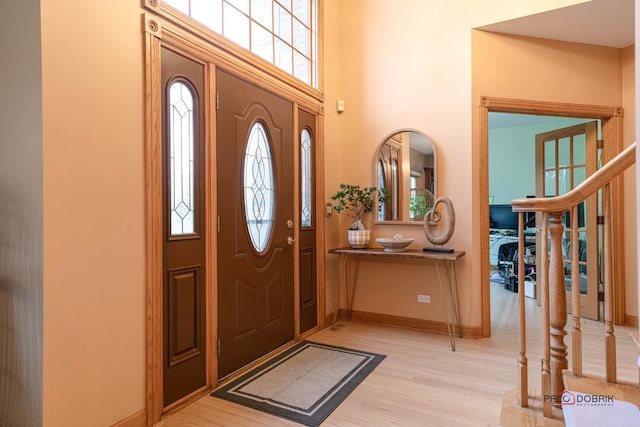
[375,235,415,252]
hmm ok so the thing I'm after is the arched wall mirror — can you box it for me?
[374,130,437,224]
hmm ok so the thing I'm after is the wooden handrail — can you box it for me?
[509,141,636,419]
[511,142,636,212]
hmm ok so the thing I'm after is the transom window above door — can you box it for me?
[163,0,318,88]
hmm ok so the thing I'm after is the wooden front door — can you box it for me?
[161,48,207,405]
[216,69,295,378]
[535,121,600,320]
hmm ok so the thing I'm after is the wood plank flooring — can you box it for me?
[156,282,639,426]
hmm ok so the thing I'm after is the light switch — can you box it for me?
[337,99,345,113]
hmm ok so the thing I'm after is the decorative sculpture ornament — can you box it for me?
[423,196,456,246]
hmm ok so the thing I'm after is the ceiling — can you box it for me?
[479,0,634,48]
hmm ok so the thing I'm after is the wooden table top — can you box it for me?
[328,247,466,261]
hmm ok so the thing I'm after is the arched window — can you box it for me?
[168,81,196,235]
[300,128,312,226]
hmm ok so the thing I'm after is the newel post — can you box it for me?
[548,212,568,400]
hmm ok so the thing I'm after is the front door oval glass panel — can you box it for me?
[244,121,275,253]
[169,80,196,236]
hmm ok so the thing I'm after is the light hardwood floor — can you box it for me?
[156,283,639,426]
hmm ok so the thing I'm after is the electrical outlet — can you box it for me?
[417,294,430,303]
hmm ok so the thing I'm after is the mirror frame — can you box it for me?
[373,128,437,225]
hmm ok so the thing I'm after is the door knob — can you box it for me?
[287,236,296,246]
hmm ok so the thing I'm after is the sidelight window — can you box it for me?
[300,128,313,226]
[168,81,196,236]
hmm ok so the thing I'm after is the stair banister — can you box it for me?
[507,141,636,419]
[510,143,635,213]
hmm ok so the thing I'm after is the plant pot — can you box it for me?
[348,229,370,249]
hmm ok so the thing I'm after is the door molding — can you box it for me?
[143,13,326,425]
[478,96,625,338]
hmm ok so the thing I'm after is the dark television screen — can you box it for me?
[489,204,518,230]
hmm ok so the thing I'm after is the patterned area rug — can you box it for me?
[211,340,386,426]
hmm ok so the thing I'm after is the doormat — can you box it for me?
[211,340,386,426]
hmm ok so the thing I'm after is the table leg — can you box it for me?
[332,254,361,326]
[446,260,462,338]
[435,260,461,351]
[331,254,344,329]
[345,255,360,320]
[435,260,455,350]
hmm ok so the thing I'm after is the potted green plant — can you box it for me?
[330,183,388,248]
[409,188,434,221]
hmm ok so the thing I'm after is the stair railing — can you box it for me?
[510,142,636,417]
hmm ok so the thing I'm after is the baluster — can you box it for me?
[540,213,552,417]
[571,205,582,376]
[603,184,617,382]
[517,212,528,407]
[548,212,568,403]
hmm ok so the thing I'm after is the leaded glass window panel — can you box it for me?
[301,129,312,226]
[280,0,292,10]
[162,0,318,89]
[192,0,222,33]
[244,122,275,252]
[251,21,273,63]
[226,0,249,14]
[293,51,309,82]
[274,4,292,44]
[169,81,196,235]
[275,38,293,74]
[223,2,250,49]
[292,0,309,25]
[251,0,272,30]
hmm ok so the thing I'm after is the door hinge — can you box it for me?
[217,216,220,232]
[597,215,605,225]
[218,338,221,356]
[216,92,219,110]
[597,139,604,149]
[598,290,605,301]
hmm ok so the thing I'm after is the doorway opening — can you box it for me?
[488,113,604,336]
[479,96,625,338]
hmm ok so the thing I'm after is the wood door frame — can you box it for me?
[479,96,625,338]
[143,12,326,425]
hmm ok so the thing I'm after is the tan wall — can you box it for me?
[41,0,145,425]
[324,0,636,330]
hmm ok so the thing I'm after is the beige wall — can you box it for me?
[324,0,637,330]
[18,0,636,425]
[41,0,145,425]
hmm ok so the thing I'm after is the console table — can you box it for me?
[328,247,466,351]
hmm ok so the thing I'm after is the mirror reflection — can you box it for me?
[375,130,436,223]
